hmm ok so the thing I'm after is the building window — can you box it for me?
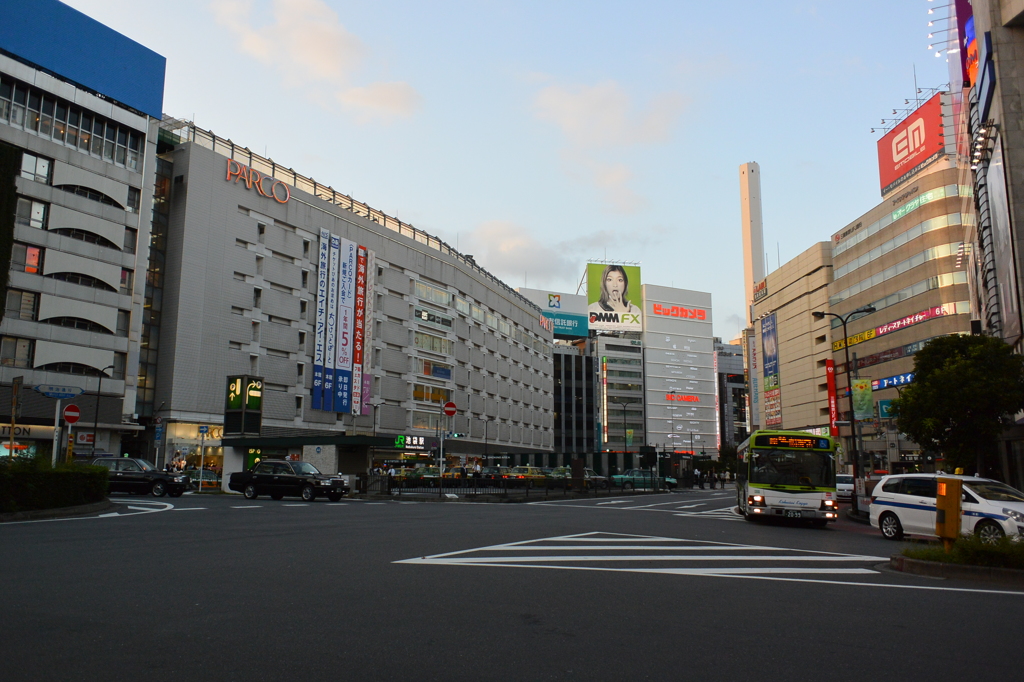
[56,185,123,210]
[126,187,141,213]
[52,228,119,251]
[4,290,37,321]
[123,228,137,254]
[295,395,303,417]
[20,152,51,184]
[298,330,306,348]
[300,299,308,320]
[297,363,304,381]
[303,240,310,258]
[301,270,309,289]
[254,288,262,308]
[257,223,266,244]
[11,243,42,274]
[413,331,454,355]
[120,269,134,295]
[116,310,130,337]
[252,321,260,342]
[250,355,259,374]
[256,256,264,276]
[413,383,451,405]
[0,336,33,368]
[414,281,452,306]
[15,197,47,229]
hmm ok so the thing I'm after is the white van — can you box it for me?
[869,473,1024,542]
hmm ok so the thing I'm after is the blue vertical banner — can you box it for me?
[334,239,357,412]
[312,228,330,410]
[761,312,782,427]
[323,235,340,412]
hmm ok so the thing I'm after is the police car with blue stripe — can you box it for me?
[870,473,1024,542]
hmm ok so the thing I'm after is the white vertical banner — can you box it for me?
[323,235,340,412]
[312,228,331,410]
[361,248,376,415]
[335,239,357,412]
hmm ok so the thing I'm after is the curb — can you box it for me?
[890,554,1024,586]
[845,509,870,524]
[0,499,116,523]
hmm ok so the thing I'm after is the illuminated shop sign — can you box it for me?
[752,279,768,302]
[877,94,945,195]
[872,372,914,391]
[652,304,707,320]
[226,159,291,204]
[666,393,700,402]
[394,435,428,450]
[832,304,956,351]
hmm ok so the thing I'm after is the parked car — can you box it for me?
[870,473,1024,542]
[480,466,511,480]
[185,469,222,491]
[548,466,608,490]
[89,457,188,497]
[611,469,677,490]
[836,474,854,501]
[228,460,350,501]
[509,466,547,487]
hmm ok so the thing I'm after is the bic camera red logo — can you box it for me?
[652,304,706,320]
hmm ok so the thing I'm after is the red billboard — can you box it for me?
[877,94,945,195]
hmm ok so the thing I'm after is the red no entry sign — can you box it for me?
[443,401,457,417]
[63,405,80,424]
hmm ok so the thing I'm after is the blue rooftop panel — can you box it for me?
[0,0,165,119]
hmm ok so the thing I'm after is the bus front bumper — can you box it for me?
[748,506,838,521]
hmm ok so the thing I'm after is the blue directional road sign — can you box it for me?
[198,425,209,434]
[154,425,164,442]
[33,385,84,400]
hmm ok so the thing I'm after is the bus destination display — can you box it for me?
[753,434,831,450]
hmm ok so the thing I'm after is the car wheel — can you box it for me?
[976,520,1005,544]
[151,481,167,497]
[270,494,284,500]
[244,484,258,500]
[301,484,316,501]
[622,482,633,491]
[879,512,904,540]
[328,493,342,502]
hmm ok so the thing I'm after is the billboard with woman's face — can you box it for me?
[587,263,643,332]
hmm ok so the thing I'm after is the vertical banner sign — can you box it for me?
[852,379,873,420]
[825,359,839,437]
[312,229,331,410]
[361,249,376,415]
[713,350,721,449]
[601,356,609,447]
[323,235,341,412]
[334,239,356,412]
[761,313,782,427]
[351,246,368,415]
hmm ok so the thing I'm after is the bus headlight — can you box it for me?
[821,499,837,510]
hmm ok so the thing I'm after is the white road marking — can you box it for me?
[173,508,207,511]
[676,504,705,509]
[231,505,262,509]
[283,504,308,507]
[596,501,631,505]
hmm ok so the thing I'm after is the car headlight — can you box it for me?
[1003,508,1024,523]
[175,476,186,483]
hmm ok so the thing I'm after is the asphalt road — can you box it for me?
[3,489,1022,682]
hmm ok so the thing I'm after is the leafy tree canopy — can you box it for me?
[893,335,1024,472]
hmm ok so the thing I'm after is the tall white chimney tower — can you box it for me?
[739,162,765,323]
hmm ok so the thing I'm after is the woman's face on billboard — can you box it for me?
[604,270,625,303]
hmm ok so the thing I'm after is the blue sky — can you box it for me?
[65,0,951,341]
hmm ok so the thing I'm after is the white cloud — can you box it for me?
[210,0,419,122]
[533,80,686,212]
[459,221,618,290]
[534,81,685,148]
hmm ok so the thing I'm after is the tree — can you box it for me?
[892,335,1024,475]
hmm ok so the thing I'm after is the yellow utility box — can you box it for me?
[935,477,962,551]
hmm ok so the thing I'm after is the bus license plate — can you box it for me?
[785,510,802,518]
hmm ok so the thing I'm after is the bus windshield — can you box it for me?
[749,448,835,487]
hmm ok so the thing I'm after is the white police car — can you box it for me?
[870,473,1024,542]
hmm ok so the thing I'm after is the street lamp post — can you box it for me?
[812,306,876,514]
[609,398,640,471]
[92,364,115,456]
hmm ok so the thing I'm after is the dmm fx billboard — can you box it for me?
[312,230,374,414]
[518,288,588,338]
[587,263,642,332]
[877,94,946,196]
[761,312,781,427]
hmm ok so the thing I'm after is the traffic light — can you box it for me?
[449,432,466,438]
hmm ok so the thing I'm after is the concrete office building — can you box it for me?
[551,341,597,461]
[0,1,165,459]
[715,338,747,448]
[751,243,835,434]
[827,164,971,472]
[153,121,555,479]
[961,0,1024,488]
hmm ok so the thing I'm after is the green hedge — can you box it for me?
[0,459,108,514]
[903,533,1024,570]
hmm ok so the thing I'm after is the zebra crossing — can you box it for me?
[396,531,889,583]
[534,492,744,521]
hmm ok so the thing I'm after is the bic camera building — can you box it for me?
[0,1,555,479]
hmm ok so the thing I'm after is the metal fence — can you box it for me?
[358,475,673,499]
